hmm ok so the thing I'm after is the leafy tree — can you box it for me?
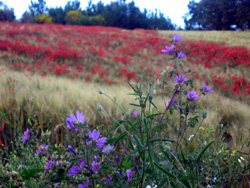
[48,7,66,24]
[35,14,52,23]
[64,0,81,13]
[29,0,47,16]
[21,11,35,23]
[184,0,250,30]
[0,1,15,22]
[65,10,82,25]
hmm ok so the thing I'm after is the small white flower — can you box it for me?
[188,134,194,141]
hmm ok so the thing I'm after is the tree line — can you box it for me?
[0,0,176,30]
[184,0,250,30]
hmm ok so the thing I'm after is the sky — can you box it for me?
[4,0,194,29]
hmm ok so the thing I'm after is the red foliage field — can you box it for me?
[1,22,250,98]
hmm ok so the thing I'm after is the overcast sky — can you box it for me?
[4,0,197,28]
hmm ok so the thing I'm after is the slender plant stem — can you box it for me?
[190,118,205,145]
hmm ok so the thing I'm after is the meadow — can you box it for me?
[0,22,250,187]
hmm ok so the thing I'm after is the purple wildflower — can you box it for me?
[78,159,86,168]
[78,179,89,188]
[102,145,115,153]
[45,160,55,170]
[67,165,80,176]
[68,145,77,155]
[115,156,120,163]
[36,144,49,154]
[91,161,101,174]
[173,33,182,42]
[161,44,175,54]
[133,111,137,117]
[177,51,186,58]
[55,182,60,187]
[173,75,188,84]
[202,83,214,92]
[187,91,200,100]
[66,111,86,130]
[108,174,112,181]
[116,171,121,178]
[126,169,132,182]
[22,128,29,144]
[130,135,135,141]
[178,106,183,113]
[87,129,107,148]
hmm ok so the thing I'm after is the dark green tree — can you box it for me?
[64,0,81,12]
[29,0,47,16]
[48,7,66,24]
[20,11,35,23]
[0,1,15,22]
[184,0,250,30]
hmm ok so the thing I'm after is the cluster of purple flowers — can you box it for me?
[44,160,55,170]
[161,34,186,58]
[36,144,49,154]
[66,111,86,131]
[21,128,29,144]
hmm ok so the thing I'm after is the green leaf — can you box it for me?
[133,134,144,152]
[188,116,199,127]
[154,162,177,179]
[146,113,163,119]
[196,141,214,164]
[122,159,134,169]
[21,169,44,177]
[107,119,125,136]
[158,177,170,188]
[113,132,127,146]
[128,82,138,94]
[129,103,141,107]
[149,138,175,143]
[145,87,156,103]
[150,101,158,109]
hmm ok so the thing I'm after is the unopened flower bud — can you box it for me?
[139,99,145,108]
[97,105,103,111]
[148,95,153,102]
[149,81,153,87]
[183,89,188,95]
[98,90,103,94]
[201,111,207,119]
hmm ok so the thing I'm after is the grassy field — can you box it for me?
[1,22,250,187]
[0,22,250,150]
[159,30,250,49]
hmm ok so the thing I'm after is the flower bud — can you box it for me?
[148,95,153,102]
[97,105,103,111]
[201,111,207,119]
[98,90,104,94]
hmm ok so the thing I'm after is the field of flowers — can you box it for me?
[1,22,250,187]
[1,22,250,99]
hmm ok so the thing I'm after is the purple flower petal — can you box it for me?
[67,166,79,176]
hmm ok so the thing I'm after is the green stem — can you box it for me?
[103,93,126,114]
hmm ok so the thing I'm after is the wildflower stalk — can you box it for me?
[99,107,131,136]
[151,89,179,139]
[101,92,126,115]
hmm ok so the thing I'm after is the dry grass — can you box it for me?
[159,30,250,49]
[1,64,250,150]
